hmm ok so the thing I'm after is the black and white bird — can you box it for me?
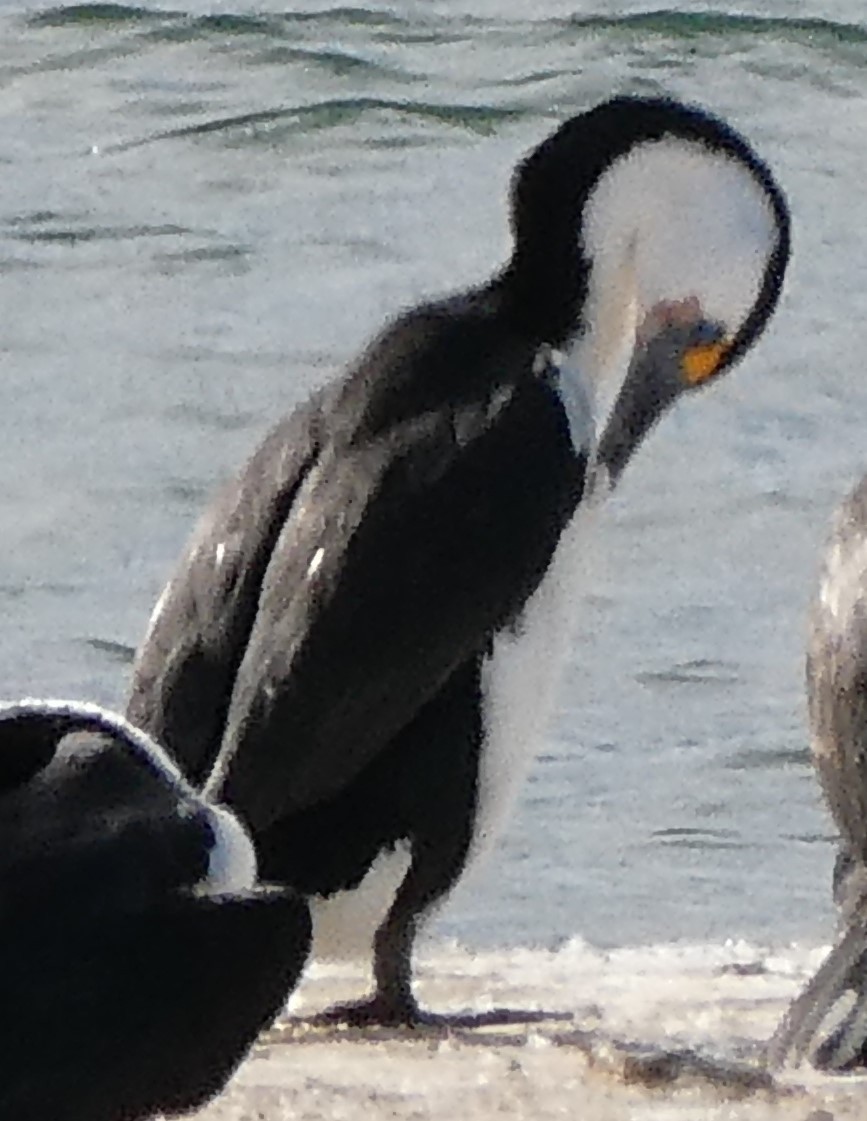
[0,699,310,1121]
[770,477,867,1072]
[127,96,790,1025]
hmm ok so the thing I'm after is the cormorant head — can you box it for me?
[0,699,311,1121]
[506,96,789,439]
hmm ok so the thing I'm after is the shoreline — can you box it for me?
[194,942,867,1120]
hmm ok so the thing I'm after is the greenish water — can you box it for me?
[1,0,866,954]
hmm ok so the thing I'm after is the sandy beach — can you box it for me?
[194,941,867,1121]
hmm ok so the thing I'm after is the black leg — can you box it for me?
[304,844,577,1031]
[370,879,419,1021]
[308,827,469,1028]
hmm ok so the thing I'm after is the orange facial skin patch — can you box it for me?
[682,340,729,385]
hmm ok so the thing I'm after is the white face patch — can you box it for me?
[573,136,779,390]
[199,803,258,896]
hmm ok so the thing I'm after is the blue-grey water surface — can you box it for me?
[1,0,865,953]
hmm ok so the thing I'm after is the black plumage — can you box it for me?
[127,96,790,1023]
[0,702,310,1120]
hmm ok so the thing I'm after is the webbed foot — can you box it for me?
[307,991,434,1028]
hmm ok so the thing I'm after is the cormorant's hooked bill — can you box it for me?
[126,95,790,1028]
[0,699,311,1121]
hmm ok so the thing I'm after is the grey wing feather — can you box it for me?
[202,400,576,830]
[126,389,330,785]
[807,604,867,860]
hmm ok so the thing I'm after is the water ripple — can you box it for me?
[651,827,747,851]
[31,5,867,47]
[30,5,428,35]
[29,3,164,26]
[560,10,867,47]
[162,402,262,433]
[636,659,740,689]
[82,637,136,664]
[726,746,812,771]
[101,97,523,153]
[6,220,190,245]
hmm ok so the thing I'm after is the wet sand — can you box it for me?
[194,944,867,1121]
[199,1022,865,1121]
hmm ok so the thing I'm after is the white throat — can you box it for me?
[534,343,597,459]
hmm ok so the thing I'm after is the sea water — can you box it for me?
[3,1,867,1094]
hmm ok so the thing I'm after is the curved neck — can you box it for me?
[497,246,588,348]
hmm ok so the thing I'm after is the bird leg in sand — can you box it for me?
[309,929,426,1027]
[768,861,867,1071]
[307,853,437,1027]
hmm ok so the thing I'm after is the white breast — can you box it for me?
[467,339,604,868]
[301,355,602,965]
[470,500,599,868]
[298,507,600,971]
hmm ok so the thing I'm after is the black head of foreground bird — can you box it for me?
[0,699,310,1121]
[127,94,790,1026]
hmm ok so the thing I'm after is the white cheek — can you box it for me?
[200,804,258,895]
[630,149,775,326]
[579,136,778,384]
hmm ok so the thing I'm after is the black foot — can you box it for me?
[304,999,573,1031]
[306,992,434,1028]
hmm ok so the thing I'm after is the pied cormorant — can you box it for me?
[126,95,790,1025]
[770,477,867,1071]
[0,699,310,1120]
